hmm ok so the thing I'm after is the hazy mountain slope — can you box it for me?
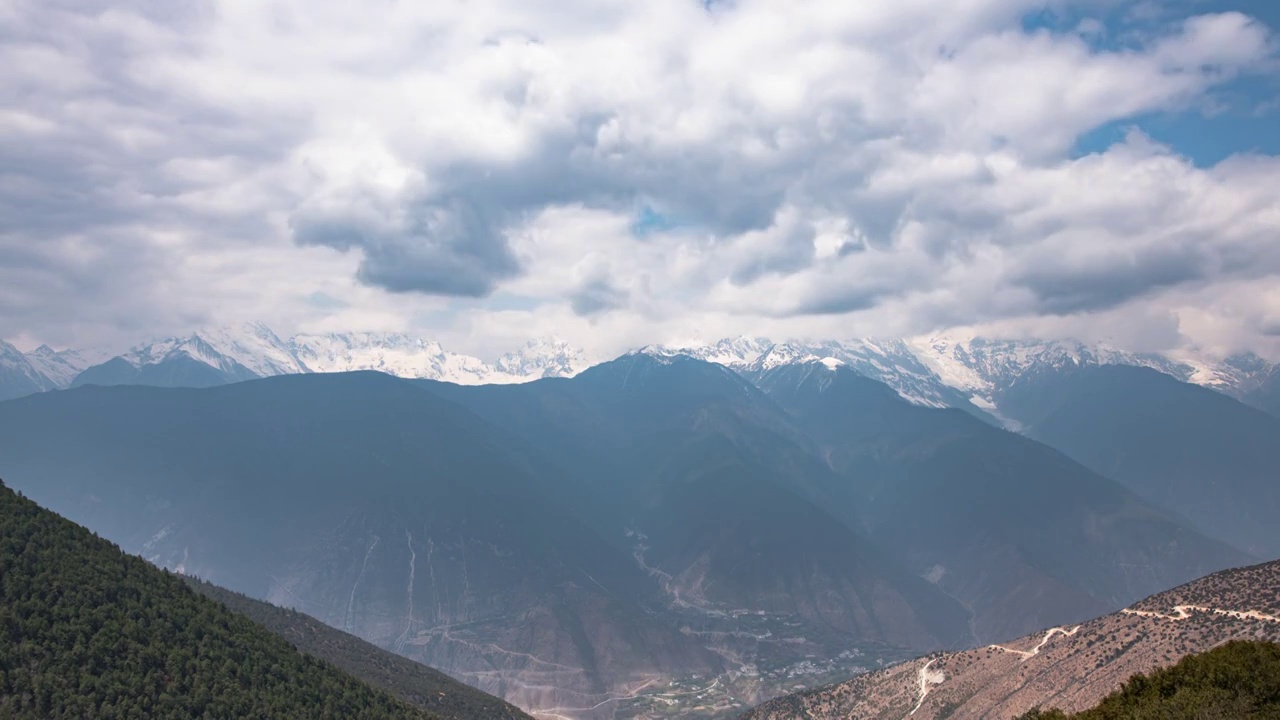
[753,361,1251,643]
[428,354,973,648]
[1246,369,1280,418]
[183,577,533,720]
[631,433,973,651]
[71,350,261,388]
[0,373,721,717]
[0,479,434,720]
[420,355,975,713]
[997,365,1280,557]
[741,559,1280,720]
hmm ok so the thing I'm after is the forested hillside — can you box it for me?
[184,577,533,720]
[0,479,433,720]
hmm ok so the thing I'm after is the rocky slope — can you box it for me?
[740,559,1280,720]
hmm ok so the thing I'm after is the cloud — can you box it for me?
[292,188,521,296]
[1,0,1279,360]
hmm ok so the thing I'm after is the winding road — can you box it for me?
[1122,605,1280,624]
[989,625,1081,660]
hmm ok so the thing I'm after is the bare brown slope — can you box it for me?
[741,559,1280,720]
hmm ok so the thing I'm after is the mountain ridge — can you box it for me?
[8,326,1275,422]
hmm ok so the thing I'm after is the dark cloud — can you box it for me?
[569,277,629,316]
[292,192,521,297]
[285,107,804,298]
[791,284,888,316]
[1013,242,1211,315]
[728,221,819,285]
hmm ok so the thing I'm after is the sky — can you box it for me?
[2,0,1279,360]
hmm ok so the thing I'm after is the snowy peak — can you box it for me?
[1177,351,1278,392]
[287,332,588,385]
[54,326,591,388]
[905,336,1199,396]
[493,338,588,379]
[118,322,306,378]
[744,343,822,372]
[667,335,1280,423]
[724,338,979,410]
[187,322,308,377]
[0,340,36,372]
[24,345,105,387]
[288,332,461,378]
[0,340,57,400]
[670,336,775,366]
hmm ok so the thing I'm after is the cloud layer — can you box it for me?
[2,0,1279,358]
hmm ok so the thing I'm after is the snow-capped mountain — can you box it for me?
[660,337,998,410]
[493,338,590,380]
[288,332,497,384]
[45,324,593,392]
[4,323,1277,419]
[121,322,309,378]
[23,345,107,387]
[662,336,1279,423]
[657,336,776,366]
[0,340,57,401]
[903,337,1191,397]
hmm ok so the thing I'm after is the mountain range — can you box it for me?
[0,324,590,401]
[2,347,1272,718]
[3,324,1277,421]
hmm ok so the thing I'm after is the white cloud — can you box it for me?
[1,0,1278,359]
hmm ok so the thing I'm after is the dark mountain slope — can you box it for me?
[426,354,974,651]
[1244,368,1280,419]
[753,361,1250,643]
[183,577,532,720]
[0,479,433,720]
[997,364,1280,557]
[0,373,721,716]
[636,433,973,649]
